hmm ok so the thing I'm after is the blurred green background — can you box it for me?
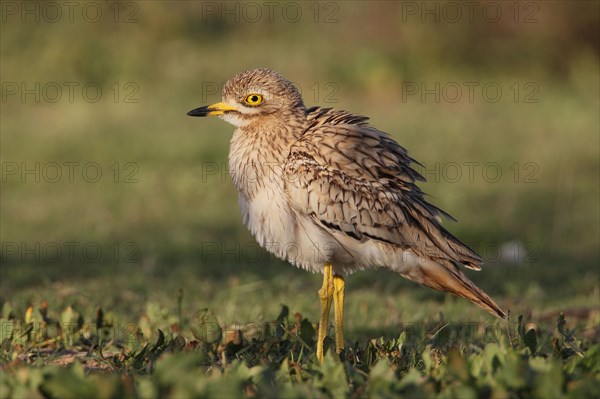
[1,1,598,330]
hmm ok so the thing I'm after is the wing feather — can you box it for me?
[284,107,483,270]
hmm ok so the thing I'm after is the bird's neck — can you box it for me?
[228,110,306,198]
[231,109,307,163]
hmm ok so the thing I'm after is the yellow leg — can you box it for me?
[333,274,345,354]
[316,263,334,364]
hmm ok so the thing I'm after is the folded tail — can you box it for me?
[415,259,507,319]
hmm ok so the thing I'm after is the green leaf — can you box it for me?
[447,348,470,383]
[481,343,504,375]
[317,351,348,399]
[298,317,315,346]
[40,363,124,398]
[190,309,221,344]
[523,323,538,355]
[1,301,14,320]
[397,368,423,390]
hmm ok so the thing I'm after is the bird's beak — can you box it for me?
[187,101,236,117]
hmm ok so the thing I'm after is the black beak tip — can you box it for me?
[187,106,210,117]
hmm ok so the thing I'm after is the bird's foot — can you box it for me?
[316,263,345,363]
[317,263,334,363]
[333,274,345,355]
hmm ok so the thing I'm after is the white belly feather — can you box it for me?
[236,180,420,276]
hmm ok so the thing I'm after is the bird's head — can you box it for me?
[187,68,305,127]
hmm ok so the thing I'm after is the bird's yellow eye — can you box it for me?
[244,94,264,106]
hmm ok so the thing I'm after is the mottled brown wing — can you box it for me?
[285,108,483,270]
